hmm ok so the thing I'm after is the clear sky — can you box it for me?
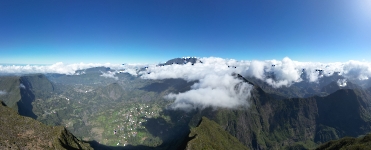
[1,0,370,64]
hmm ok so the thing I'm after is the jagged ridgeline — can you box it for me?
[190,76,371,149]
[1,66,371,150]
[0,100,92,149]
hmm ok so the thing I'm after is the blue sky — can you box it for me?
[1,0,370,64]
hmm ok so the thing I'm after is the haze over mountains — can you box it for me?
[1,57,371,149]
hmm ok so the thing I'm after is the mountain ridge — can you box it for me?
[191,75,371,149]
[0,100,93,149]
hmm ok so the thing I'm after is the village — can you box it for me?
[93,102,167,146]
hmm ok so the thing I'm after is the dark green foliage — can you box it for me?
[316,133,371,150]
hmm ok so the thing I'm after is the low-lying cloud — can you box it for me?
[0,90,7,95]
[131,57,255,110]
[20,83,26,89]
[337,79,347,87]
[1,57,371,111]
[119,57,371,110]
[0,62,125,75]
[165,74,253,110]
[100,71,118,80]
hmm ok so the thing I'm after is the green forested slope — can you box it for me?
[316,133,371,150]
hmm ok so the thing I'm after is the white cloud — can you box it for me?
[342,60,371,80]
[100,71,118,80]
[337,79,347,87]
[118,57,371,110]
[2,57,371,111]
[0,90,6,95]
[127,57,254,110]
[0,62,126,75]
[20,83,26,89]
[165,74,253,110]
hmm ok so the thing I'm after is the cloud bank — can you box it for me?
[165,74,253,110]
[2,57,371,111]
[128,57,255,110]
[0,62,125,75]
[119,57,371,110]
[127,57,371,88]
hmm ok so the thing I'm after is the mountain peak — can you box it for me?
[160,57,201,66]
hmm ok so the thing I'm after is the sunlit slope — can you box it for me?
[0,101,93,150]
[186,116,248,150]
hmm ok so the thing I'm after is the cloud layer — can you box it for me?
[0,62,125,75]
[1,57,371,111]
[129,57,371,88]
[121,57,371,110]
[165,74,253,110]
[100,71,119,80]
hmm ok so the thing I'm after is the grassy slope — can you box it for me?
[0,100,93,150]
[0,76,21,110]
[186,116,249,150]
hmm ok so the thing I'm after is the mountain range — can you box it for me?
[1,58,371,149]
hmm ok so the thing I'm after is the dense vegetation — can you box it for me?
[316,133,371,150]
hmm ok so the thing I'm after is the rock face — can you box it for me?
[0,101,93,150]
[185,117,248,150]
